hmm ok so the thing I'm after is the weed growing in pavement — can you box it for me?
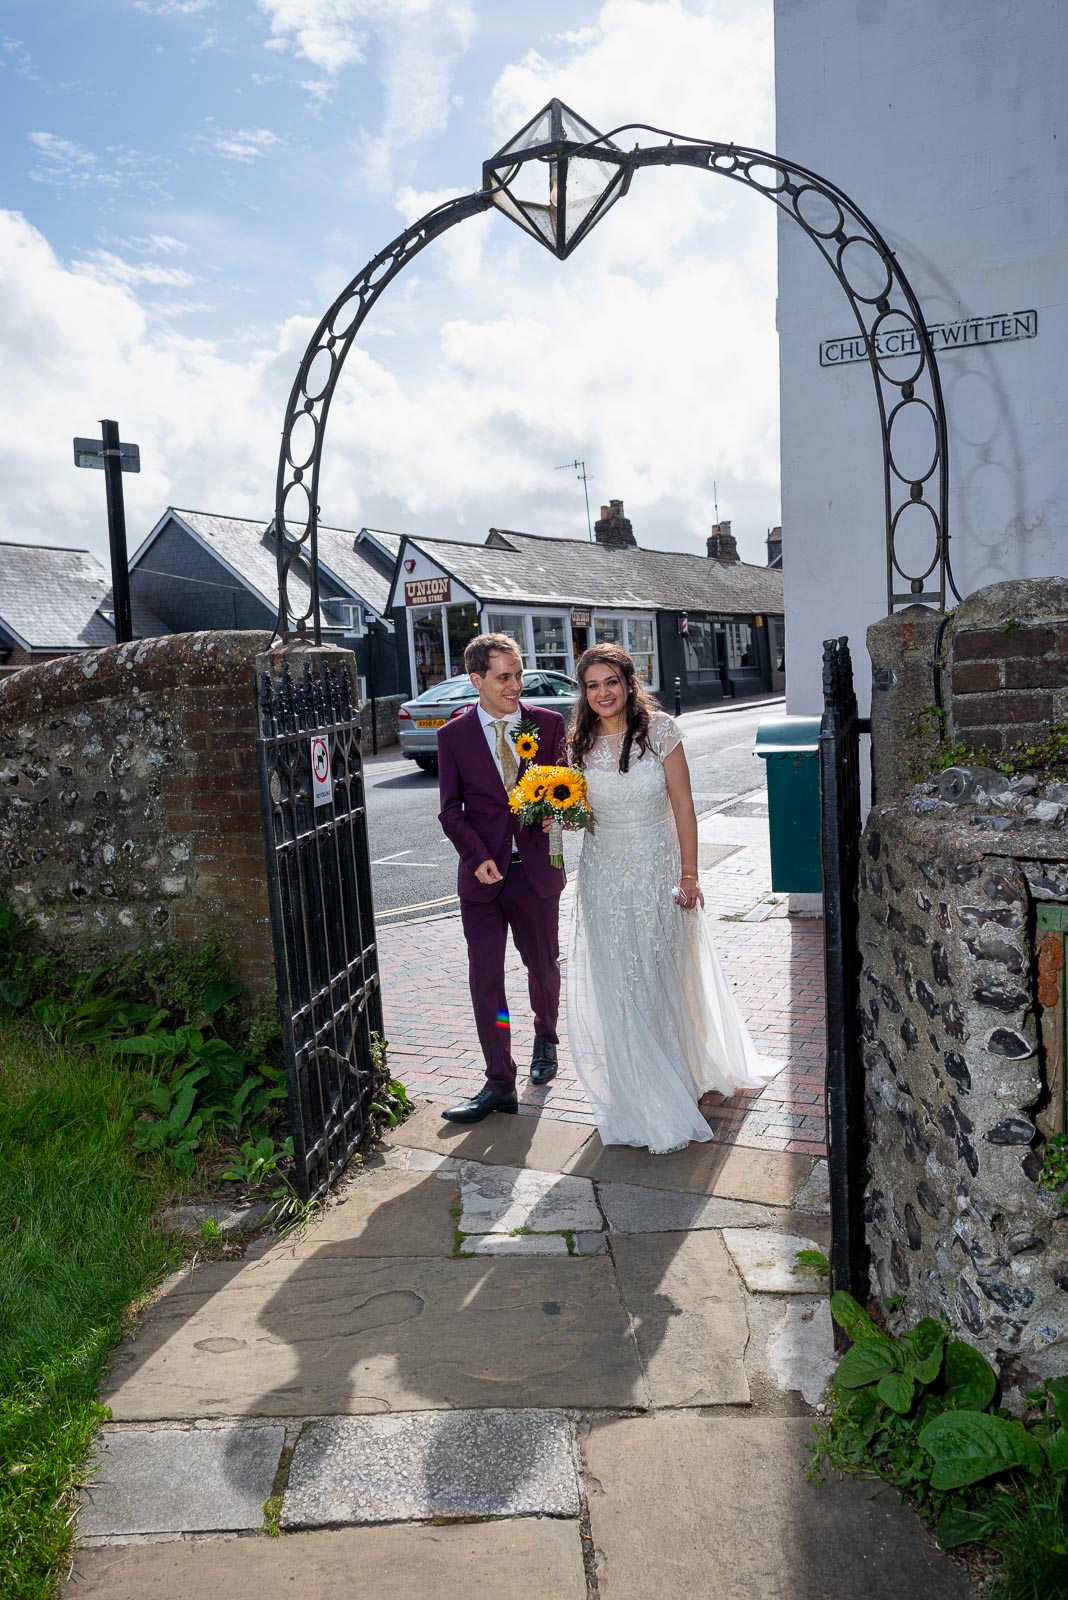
[794,1248,829,1276]
[810,1292,1068,1597]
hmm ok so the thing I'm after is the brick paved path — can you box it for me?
[378,811,828,1158]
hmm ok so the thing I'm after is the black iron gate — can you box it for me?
[256,653,384,1201]
[819,637,869,1314]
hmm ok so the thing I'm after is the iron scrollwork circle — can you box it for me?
[791,184,845,240]
[870,307,926,388]
[886,396,939,487]
[836,235,894,305]
[301,344,336,405]
[890,498,941,585]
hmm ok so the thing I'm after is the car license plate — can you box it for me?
[416,717,447,728]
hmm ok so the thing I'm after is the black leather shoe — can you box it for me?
[529,1040,558,1086]
[441,1086,519,1124]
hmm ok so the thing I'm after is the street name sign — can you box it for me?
[820,309,1037,368]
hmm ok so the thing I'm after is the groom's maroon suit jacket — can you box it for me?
[437,700,568,904]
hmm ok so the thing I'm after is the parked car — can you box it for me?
[397,670,579,770]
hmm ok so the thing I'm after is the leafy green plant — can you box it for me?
[795,1247,829,1276]
[368,1032,412,1129]
[221,1135,294,1187]
[812,1296,1068,1594]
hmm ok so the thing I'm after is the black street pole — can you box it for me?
[100,418,133,644]
[366,622,379,756]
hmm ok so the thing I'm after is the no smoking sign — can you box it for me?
[310,735,333,807]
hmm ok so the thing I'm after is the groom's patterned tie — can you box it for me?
[492,719,519,790]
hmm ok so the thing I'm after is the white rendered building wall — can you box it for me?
[775,0,1068,714]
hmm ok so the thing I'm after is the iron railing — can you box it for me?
[819,636,869,1320]
[256,653,384,1201]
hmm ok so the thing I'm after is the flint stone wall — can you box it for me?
[860,804,1067,1400]
[0,631,276,996]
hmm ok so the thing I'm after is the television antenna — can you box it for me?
[556,458,594,541]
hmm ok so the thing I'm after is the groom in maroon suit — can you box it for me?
[437,633,567,1123]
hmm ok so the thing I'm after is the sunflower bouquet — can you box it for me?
[507,723,594,867]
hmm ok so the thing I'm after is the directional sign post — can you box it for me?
[72,420,140,645]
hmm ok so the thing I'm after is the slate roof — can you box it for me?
[312,524,396,614]
[160,510,394,617]
[165,509,315,618]
[392,527,785,614]
[0,541,118,650]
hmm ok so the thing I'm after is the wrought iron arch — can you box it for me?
[273,100,956,640]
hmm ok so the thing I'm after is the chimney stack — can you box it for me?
[594,498,636,549]
[707,518,739,563]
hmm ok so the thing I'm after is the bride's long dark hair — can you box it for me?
[569,642,661,773]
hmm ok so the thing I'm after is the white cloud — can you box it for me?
[0,210,291,561]
[28,132,107,189]
[74,250,198,289]
[256,1,474,172]
[194,122,280,162]
[28,132,172,196]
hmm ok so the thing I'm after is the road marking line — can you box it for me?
[373,861,440,869]
[377,893,460,917]
[373,850,413,862]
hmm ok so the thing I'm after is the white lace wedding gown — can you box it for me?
[565,713,780,1154]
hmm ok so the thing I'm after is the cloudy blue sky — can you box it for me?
[0,0,780,568]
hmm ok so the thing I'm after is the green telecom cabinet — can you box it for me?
[754,716,823,893]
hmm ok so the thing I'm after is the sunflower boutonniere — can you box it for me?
[510,717,540,763]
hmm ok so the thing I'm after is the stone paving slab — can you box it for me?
[104,1255,644,1420]
[609,1232,750,1407]
[65,1520,588,1600]
[722,1229,828,1293]
[744,1296,837,1408]
[462,1234,571,1257]
[459,1163,601,1234]
[392,1103,595,1173]
[793,1157,831,1214]
[393,1102,815,1207]
[257,1170,457,1260]
[78,1426,284,1537]
[282,1410,579,1527]
[574,1138,814,1205]
[584,1414,974,1600]
[598,1181,815,1235]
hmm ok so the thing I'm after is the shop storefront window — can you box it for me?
[486,612,527,657]
[532,614,568,672]
[726,621,756,669]
[773,618,785,672]
[626,617,655,683]
[593,616,624,646]
[446,602,479,676]
[412,606,446,693]
[684,617,718,680]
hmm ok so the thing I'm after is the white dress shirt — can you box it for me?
[477,702,521,782]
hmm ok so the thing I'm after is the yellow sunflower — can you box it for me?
[514,732,539,761]
[547,773,582,811]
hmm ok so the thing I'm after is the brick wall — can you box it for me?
[947,578,1068,752]
[0,630,277,996]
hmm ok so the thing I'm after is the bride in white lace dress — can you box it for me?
[565,643,780,1154]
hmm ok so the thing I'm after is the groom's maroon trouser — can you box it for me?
[460,859,562,1095]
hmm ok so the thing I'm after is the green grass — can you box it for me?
[0,1018,182,1599]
